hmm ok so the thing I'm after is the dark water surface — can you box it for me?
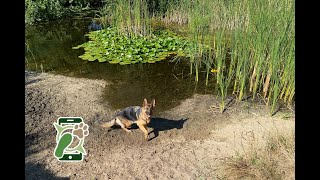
[25,19,216,113]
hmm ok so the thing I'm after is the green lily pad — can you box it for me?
[73,27,198,65]
[109,59,121,64]
[97,57,107,62]
[119,61,131,65]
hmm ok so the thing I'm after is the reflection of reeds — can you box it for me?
[98,0,295,114]
[25,42,38,71]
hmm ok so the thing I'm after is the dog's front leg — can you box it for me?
[137,124,148,140]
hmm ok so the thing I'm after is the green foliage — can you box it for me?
[97,0,152,37]
[73,27,193,64]
[26,0,295,114]
[25,0,65,24]
[159,0,294,113]
[25,0,99,24]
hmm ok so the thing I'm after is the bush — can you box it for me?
[25,0,65,24]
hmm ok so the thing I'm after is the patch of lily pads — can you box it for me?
[72,27,193,64]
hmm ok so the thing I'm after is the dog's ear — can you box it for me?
[152,99,156,107]
[143,98,148,107]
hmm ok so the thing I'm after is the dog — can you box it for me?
[100,98,155,140]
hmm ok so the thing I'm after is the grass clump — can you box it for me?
[224,127,295,180]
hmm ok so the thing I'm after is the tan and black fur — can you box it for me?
[101,98,155,140]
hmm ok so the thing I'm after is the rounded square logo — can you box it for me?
[53,117,89,162]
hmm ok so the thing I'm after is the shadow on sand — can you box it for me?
[147,117,188,141]
[25,162,70,180]
[95,116,188,141]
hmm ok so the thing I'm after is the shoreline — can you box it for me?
[25,71,295,179]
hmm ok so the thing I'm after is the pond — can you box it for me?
[25,18,216,113]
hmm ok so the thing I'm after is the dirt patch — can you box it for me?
[25,71,295,179]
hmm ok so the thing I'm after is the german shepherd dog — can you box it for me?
[101,98,155,140]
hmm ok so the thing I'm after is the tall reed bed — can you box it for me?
[98,0,295,114]
[162,0,295,114]
[98,0,151,37]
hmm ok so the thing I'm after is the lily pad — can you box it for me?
[73,27,197,65]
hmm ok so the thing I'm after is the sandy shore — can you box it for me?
[25,71,294,179]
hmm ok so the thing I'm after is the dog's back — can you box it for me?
[115,106,140,121]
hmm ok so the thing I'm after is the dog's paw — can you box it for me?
[72,122,89,139]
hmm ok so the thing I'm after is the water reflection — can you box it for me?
[25,19,215,113]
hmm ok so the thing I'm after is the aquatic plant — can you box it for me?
[78,0,295,114]
[97,0,152,37]
[73,28,195,64]
[160,0,294,113]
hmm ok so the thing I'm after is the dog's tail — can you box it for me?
[100,118,116,128]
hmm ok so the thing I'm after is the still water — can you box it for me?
[25,18,215,113]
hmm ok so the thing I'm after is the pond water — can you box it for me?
[25,18,216,113]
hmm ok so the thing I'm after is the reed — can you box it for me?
[25,42,38,71]
[166,0,294,113]
[98,0,295,114]
[98,0,151,37]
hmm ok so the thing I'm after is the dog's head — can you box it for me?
[140,98,156,123]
